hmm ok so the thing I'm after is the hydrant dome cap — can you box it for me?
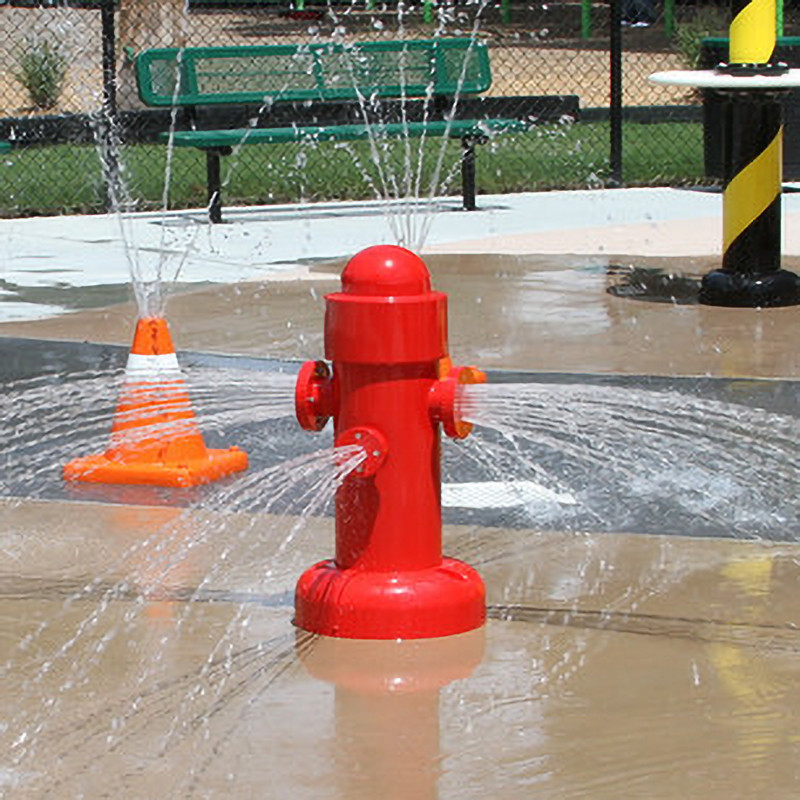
[342,245,431,297]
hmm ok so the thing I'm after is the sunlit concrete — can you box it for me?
[0,186,783,322]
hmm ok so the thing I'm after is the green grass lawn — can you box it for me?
[0,121,704,217]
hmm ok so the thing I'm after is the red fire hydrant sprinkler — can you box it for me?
[294,245,486,639]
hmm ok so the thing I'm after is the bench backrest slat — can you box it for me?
[136,39,492,107]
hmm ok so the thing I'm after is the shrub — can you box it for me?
[673,6,728,69]
[15,37,69,111]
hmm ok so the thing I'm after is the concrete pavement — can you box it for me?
[4,187,800,798]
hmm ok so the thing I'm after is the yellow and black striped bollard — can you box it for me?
[726,0,780,74]
[700,0,800,306]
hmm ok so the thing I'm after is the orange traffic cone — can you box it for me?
[63,317,248,487]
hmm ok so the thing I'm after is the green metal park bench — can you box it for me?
[134,39,532,222]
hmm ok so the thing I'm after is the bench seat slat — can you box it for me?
[136,39,493,106]
[162,119,529,148]
[133,39,552,221]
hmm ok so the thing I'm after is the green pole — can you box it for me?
[423,0,434,24]
[501,0,511,25]
[777,0,784,37]
[581,0,592,39]
[664,0,675,37]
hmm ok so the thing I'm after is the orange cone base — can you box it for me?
[294,557,486,640]
[63,446,248,488]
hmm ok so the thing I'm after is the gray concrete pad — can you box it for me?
[0,187,752,322]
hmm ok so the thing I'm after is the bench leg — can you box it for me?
[206,150,223,224]
[461,137,477,211]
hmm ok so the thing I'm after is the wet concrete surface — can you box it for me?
[3,499,800,797]
[5,253,800,377]
[3,335,800,539]
[4,239,800,796]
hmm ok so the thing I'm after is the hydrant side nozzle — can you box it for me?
[295,359,334,432]
[429,364,487,440]
[336,426,389,477]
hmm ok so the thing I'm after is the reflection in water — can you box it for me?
[299,631,485,800]
[4,355,800,793]
[4,506,800,796]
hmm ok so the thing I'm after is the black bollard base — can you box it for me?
[699,268,800,307]
[715,61,790,77]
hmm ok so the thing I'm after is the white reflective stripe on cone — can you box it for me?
[125,352,182,377]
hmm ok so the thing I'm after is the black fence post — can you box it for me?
[100,0,119,210]
[609,0,624,186]
[101,0,116,119]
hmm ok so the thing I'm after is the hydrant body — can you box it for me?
[294,245,486,640]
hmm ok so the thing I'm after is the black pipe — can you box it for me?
[99,0,119,210]
[700,90,800,306]
[461,137,477,211]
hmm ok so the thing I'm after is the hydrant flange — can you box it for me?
[295,359,333,432]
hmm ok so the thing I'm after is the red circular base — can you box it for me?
[294,558,486,640]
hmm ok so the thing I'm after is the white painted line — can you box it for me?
[442,481,577,509]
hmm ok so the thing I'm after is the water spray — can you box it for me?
[294,245,486,639]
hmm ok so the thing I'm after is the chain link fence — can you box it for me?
[1,0,799,217]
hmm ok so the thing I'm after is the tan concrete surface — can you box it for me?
[423,210,800,257]
[3,499,800,797]
[4,253,800,378]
